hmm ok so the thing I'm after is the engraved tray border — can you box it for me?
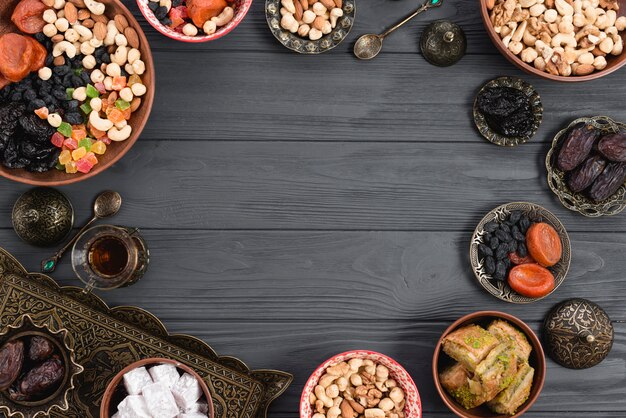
[0,248,292,418]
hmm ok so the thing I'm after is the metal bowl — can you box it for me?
[473,76,543,147]
[469,202,571,304]
[546,116,626,217]
[0,315,84,418]
[265,0,356,54]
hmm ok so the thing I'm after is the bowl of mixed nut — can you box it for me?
[266,0,356,54]
[480,0,626,81]
[300,350,421,418]
[0,0,154,186]
[136,0,253,42]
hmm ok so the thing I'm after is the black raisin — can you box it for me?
[493,261,507,281]
[508,240,518,253]
[509,210,522,224]
[512,226,525,241]
[484,256,496,275]
[519,216,530,233]
[495,230,513,242]
[490,237,500,250]
[495,244,508,260]
[484,221,498,232]
[478,244,493,258]
[518,242,527,257]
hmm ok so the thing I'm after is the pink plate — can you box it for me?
[136,0,252,42]
[300,350,422,418]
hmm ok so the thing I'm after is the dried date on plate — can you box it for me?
[557,124,600,171]
[0,339,24,391]
[567,154,607,193]
[589,162,626,202]
[598,132,626,162]
[28,336,55,362]
[17,356,65,400]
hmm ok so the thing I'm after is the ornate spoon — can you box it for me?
[41,191,122,273]
[353,0,444,60]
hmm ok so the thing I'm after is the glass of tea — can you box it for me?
[71,224,149,293]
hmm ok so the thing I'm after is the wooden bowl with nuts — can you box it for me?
[300,350,421,418]
[480,0,626,81]
[266,0,356,54]
[0,0,154,185]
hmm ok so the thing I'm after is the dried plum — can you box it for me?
[484,106,534,137]
[589,162,626,202]
[557,124,600,171]
[598,132,626,162]
[567,154,607,193]
[19,114,54,139]
[477,87,535,137]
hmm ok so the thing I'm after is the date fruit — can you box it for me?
[28,336,54,362]
[557,124,600,171]
[0,340,24,391]
[17,356,64,400]
[526,222,562,267]
[589,162,626,202]
[598,133,626,162]
[568,154,607,193]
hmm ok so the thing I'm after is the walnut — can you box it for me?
[492,0,516,27]
[546,50,571,76]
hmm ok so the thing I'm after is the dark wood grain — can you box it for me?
[1,142,625,231]
[3,229,625,322]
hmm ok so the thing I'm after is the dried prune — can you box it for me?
[557,124,600,171]
[19,113,53,139]
[484,256,496,275]
[485,106,534,137]
[477,87,535,137]
[589,162,626,202]
[568,154,607,193]
[0,340,24,391]
[598,132,626,162]
[28,336,54,362]
[17,356,64,400]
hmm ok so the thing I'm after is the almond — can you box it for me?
[69,0,86,7]
[308,0,316,5]
[320,0,335,9]
[42,0,54,6]
[313,15,326,31]
[574,63,595,75]
[333,0,342,7]
[82,18,94,28]
[124,27,140,49]
[294,0,304,21]
[130,97,142,112]
[64,2,78,24]
[91,14,109,24]
[53,56,65,66]
[94,21,107,40]
[114,14,129,32]
[77,8,91,20]
[300,0,308,10]
[51,34,64,43]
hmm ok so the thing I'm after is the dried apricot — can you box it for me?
[11,0,47,34]
[526,222,562,267]
[27,37,47,72]
[186,0,228,27]
[508,252,535,266]
[0,33,33,82]
[508,263,555,298]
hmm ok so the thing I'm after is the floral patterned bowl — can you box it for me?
[300,350,421,418]
[136,0,252,42]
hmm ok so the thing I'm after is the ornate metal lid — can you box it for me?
[543,298,614,369]
[419,20,466,67]
[12,188,74,247]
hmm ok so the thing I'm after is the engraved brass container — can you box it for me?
[469,202,571,304]
[543,298,614,369]
[473,76,543,147]
[546,116,626,217]
[420,20,466,67]
[0,315,84,418]
[12,188,74,247]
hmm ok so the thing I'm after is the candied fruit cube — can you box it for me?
[72,147,87,160]
[94,82,106,94]
[59,149,72,165]
[122,107,132,120]
[84,152,98,165]
[35,107,49,119]
[64,138,78,150]
[78,138,92,151]
[86,84,100,98]
[51,132,64,148]
[65,160,77,173]
[123,367,153,396]
[128,74,142,86]
[112,76,127,91]
[107,108,125,124]
[91,140,106,155]
[89,124,107,139]
[71,128,87,141]
[57,122,72,138]
[100,135,111,145]
[76,157,94,173]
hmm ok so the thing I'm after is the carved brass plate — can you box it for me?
[0,248,292,418]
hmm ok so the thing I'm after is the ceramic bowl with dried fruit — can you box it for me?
[266,0,356,54]
[0,0,154,186]
[136,0,252,42]
[300,350,421,418]
[480,0,626,81]
[0,315,84,418]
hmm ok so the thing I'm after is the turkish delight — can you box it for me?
[142,381,180,418]
[172,373,203,410]
[123,366,153,396]
[149,363,180,389]
[117,395,151,418]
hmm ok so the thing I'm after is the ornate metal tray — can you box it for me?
[469,202,571,304]
[0,248,292,418]
[546,116,626,217]
[265,0,355,54]
[473,76,543,147]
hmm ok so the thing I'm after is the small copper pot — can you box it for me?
[100,357,214,418]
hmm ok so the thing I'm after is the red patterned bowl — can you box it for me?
[300,350,422,418]
[136,0,252,42]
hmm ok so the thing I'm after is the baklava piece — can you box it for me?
[487,320,532,363]
[487,362,535,415]
[442,325,500,372]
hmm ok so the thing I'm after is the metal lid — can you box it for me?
[419,20,466,67]
[543,298,614,369]
[12,188,74,247]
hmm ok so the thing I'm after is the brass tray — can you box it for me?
[0,248,292,418]
[469,202,571,304]
[546,116,626,217]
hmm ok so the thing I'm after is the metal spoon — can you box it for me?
[41,191,122,273]
[354,0,444,60]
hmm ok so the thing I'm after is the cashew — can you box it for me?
[326,363,350,377]
[558,18,574,33]
[326,384,339,398]
[74,24,93,41]
[89,111,113,132]
[364,409,385,418]
[104,21,118,46]
[89,37,103,48]
[348,359,363,371]
[329,8,343,28]
[555,0,574,15]
[281,14,299,33]
[315,385,333,408]
[573,12,586,27]
[593,55,607,69]
[52,40,77,58]
[183,23,198,36]
[389,387,404,404]
[115,119,127,130]
[606,10,617,27]
[503,34,512,48]
[212,7,234,27]
[107,125,132,142]
[203,20,217,35]
[521,46,539,62]
[611,36,623,55]
[281,0,296,14]
[312,414,325,418]
[534,56,547,70]
[321,20,332,34]
[520,0,537,7]
[319,374,337,388]
[596,13,611,29]
[379,398,394,412]
[327,406,341,418]
[85,0,105,15]
[552,33,577,47]
[90,98,102,113]
[530,3,546,16]
[312,2,327,15]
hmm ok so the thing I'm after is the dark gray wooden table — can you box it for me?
[2,0,626,416]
